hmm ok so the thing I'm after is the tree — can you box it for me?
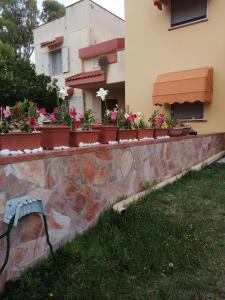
[0,42,58,112]
[40,0,65,23]
[0,0,39,59]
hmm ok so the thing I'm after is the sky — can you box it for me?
[37,0,124,19]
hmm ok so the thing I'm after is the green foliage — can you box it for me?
[0,0,39,58]
[40,0,65,23]
[0,44,58,111]
[80,109,96,130]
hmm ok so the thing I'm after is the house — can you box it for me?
[33,0,124,119]
[125,0,225,133]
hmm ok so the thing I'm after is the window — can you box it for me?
[45,47,69,76]
[171,102,203,120]
[50,49,62,75]
[171,0,207,27]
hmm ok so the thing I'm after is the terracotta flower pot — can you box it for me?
[154,128,169,138]
[181,127,191,136]
[0,131,42,151]
[37,125,70,149]
[168,128,183,137]
[92,125,118,144]
[117,129,138,141]
[137,129,155,139]
[69,130,100,147]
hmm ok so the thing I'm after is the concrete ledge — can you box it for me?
[0,132,224,165]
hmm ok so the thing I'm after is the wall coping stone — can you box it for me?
[0,132,224,166]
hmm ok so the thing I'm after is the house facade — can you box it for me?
[125,0,225,133]
[33,0,124,119]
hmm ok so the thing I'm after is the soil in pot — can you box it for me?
[92,125,118,144]
[117,129,138,141]
[154,128,169,138]
[0,131,42,151]
[37,125,70,149]
[70,130,100,147]
[137,129,154,140]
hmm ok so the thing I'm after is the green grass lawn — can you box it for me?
[1,162,225,300]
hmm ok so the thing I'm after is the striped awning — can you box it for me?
[153,67,213,105]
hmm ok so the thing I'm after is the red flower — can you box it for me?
[74,120,81,128]
[28,117,36,127]
[70,107,77,119]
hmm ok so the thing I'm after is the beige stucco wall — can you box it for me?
[83,49,125,84]
[125,0,225,134]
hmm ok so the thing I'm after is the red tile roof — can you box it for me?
[41,36,64,48]
[65,70,106,88]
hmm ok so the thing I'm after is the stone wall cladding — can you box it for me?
[0,133,224,287]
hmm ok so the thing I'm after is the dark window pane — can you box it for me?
[171,102,203,119]
[101,99,118,119]
[171,0,207,27]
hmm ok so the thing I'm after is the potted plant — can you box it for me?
[0,100,42,151]
[167,114,183,137]
[180,122,191,136]
[37,86,70,149]
[135,112,155,140]
[93,88,118,144]
[149,110,169,138]
[69,108,100,147]
[117,110,138,141]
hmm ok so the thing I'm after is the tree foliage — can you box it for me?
[40,0,66,23]
[0,42,58,111]
[0,0,39,59]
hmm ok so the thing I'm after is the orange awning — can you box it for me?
[153,0,163,10]
[153,67,213,105]
[153,0,168,10]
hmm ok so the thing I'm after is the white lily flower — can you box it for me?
[58,88,68,100]
[96,88,108,101]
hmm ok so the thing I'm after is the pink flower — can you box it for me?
[128,114,136,122]
[124,113,130,120]
[48,113,56,122]
[155,114,165,126]
[39,108,47,115]
[96,120,101,125]
[70,107,77,119]
[111,111,118,121]
[3,106,11,118]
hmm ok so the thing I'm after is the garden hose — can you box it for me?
[0,213,54,275]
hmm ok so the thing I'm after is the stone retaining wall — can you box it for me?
[0,133,224,288]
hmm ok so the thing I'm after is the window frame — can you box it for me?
[170,0,208,28]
